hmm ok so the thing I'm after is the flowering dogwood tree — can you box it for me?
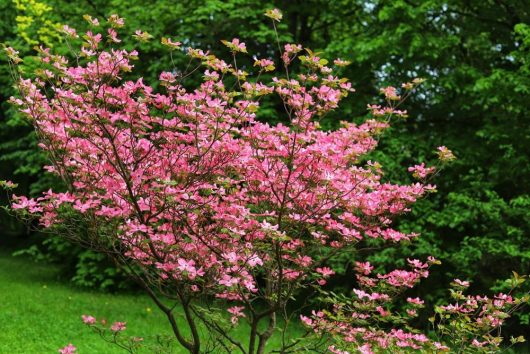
[4,10,526,354]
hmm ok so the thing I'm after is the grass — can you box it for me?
[0,252,178,353]
[0,252,303,353]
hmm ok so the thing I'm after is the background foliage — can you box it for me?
[1,0,529,337]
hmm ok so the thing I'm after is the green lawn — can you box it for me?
[0,252,302,353]
[0,252,178,353]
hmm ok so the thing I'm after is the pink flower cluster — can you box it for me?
[300,261,522,353]
[299,257,448,352]
[9,30,433,309]
[408,163,436,179]
[58,344,76,354]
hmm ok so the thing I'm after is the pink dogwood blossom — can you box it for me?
[58,344,76,354]
[82,314,96,325]
[110,321,127,332]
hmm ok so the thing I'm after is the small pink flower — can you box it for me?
[1,180,17,189]
[254,58,274,70]
[376,306,390,317]
[83,15,99,26]
[406,297,424,305]
[300,315,313,326]
[228,306,246,325]
[471,339,485,347]
[358,344,373,354]
[133,30,153,42]
[427,256,438,264]
[58,344,76,354]
[62,25,78,38]
[434,342,449,351]
[85,31,102,49]
[160,71,176,83]
[108,14,125,27]
[380,86,400,100]
[437,146,456,161]
[222,38,247,53]
[82,314,96,325]
[110,321,126,332]
[315,267,335,278]
[355,261,373,275]
[408,163,435,179]
[407,258,428,269]
[453,279,470,287]
[284,43,302,54]
[333,58,351,66]
[231,39,246,52]
[162,37,181,49]
[107,28,121,43]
